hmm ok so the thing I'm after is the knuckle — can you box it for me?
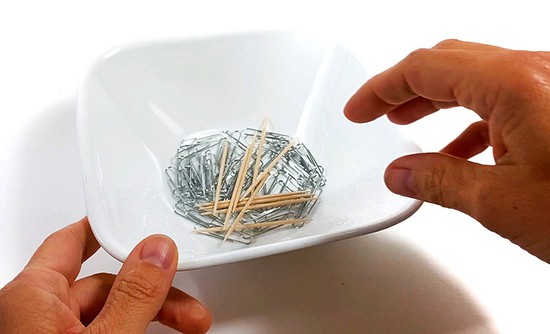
[418,162,475,211]
[488,51,550,132]
[418,164,449,206]
[406,48,430,62]
[112,269,163,303]
[433,38,461,49]
[497,51,550,94]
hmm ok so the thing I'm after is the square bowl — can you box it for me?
[77,31,421,270]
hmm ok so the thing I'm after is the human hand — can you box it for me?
[0,217,211,333]
[345,39,550,263]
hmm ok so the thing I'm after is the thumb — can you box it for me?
[89,235,178,333]
[384,153,495,217]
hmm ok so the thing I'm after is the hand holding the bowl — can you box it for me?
[0,217,211,333]
[345,39,550,263]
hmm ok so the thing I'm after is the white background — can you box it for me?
[2,1,550,333]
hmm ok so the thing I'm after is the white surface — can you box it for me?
[78,31,420,270]
[2,1,550,333]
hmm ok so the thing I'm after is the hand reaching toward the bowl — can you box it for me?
[0,217,211,333]
[345,39,550,263]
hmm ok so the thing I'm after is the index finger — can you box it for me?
[26,217,100,282]
[344,46,509,124]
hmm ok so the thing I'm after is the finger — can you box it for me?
[73,273,211,332]
[156,286,212,334]
[383,152,550,263]
[344,48,507,123]
[89,235,178,333]
[386,97,458,124]
[26,217,100,282]
[432,39,507,52]
[71,273,115,326]
[383,153,501,217]
[440,121,491,159]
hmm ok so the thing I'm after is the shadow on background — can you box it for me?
[8,97,492,333]
[176,232,491,334]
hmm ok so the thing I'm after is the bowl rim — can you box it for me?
[77,30,423,270]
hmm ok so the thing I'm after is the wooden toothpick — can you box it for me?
[194,218,309,233]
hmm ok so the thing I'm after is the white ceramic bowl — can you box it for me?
[77,31,421,270]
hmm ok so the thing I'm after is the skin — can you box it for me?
[345,39,550,263]
[0,217,212,333]
[2,39,550,331]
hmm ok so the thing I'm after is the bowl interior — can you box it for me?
[78,31,420,269]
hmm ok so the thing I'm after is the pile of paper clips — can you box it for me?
[165,126,326,244]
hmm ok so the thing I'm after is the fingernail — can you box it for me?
[140,236,175,270]
[385,168,418,198]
